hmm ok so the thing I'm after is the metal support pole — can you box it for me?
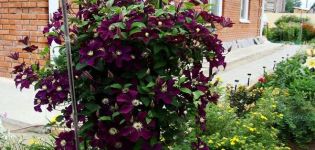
[61,0,80,149]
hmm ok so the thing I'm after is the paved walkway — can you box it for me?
[203,43,304,86]
[0,77,58,126]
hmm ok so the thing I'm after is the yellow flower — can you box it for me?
[260,115,268,121]
[28,138,39,145]
[248,127,256,132]
[272,88,280,96]
[305,57,315,69]
[215,76,223,82]
[50,115,60,124]
[208,139,214,144]
[230,136,239,145]
[278,113,284,119]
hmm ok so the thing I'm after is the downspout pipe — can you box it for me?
[260,0,265,37]
[48,0,60,60]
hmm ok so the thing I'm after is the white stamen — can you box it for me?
[132,99,140,106]
[132,122,143,131]
[145,32,150,37]
[60,140,66,147]
[102,98,109,104]
[87,51,94,56]
[196,28,200,33]
[56,86,62,92]
[109,128,118,135]
[158,21,163,26]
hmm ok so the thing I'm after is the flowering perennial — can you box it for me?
[10,0,233,149]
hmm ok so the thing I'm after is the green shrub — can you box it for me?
[170,96,289,150]
[227,85,263,116]
[261,54,315,148]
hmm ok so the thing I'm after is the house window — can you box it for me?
[240,0,250,23]
[209,0,223,16]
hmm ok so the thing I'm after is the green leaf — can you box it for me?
[112,112,120,118]
[193,91,204,100]
[106,0,114,7]
[180,88,192,94]
[86,103,101,113]
[183,2,195,9]
[75,62,87,70]
[155,9,164,17]
[141,97,151,107]
[110,22,126,29]
[99,116,111,121]
[154,61,167,69]
[110,83,123,89]
[146,81,155,88]
[131,22,146,29]
[129,28,142,35]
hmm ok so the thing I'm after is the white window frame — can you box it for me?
[240,0,250,23]
[209,0,223,16]
[48,0,60,60]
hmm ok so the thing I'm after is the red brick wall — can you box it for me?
[218,0,263,41]
[0,0,49,78]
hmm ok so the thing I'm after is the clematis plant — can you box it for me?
[10,0,233,149]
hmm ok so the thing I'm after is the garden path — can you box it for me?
[202,42,304,86]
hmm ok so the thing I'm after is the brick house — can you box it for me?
[0,0,263,78]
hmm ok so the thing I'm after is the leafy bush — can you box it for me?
[9,0,234,149]
[226,85,263,116]
[261,53,315,148]
[266,15,315,42]
[171,94,289,150]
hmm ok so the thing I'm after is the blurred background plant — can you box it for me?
[265,15,315,43]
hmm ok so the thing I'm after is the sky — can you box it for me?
[300,0,315,9]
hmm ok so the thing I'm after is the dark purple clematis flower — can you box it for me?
[176,9,195,23]
[165,35,186,43]
[33,71,72,112]
[219,16,234,28]
[125,11,144,30]
[14,66,38,91]
[47,35,62,45]
[144,5,155,14]
[182,63,209,92]
[12,62,25,74]
[52,20,63,28]
[62,104,85,128]
[89,121,126,149]
[199,11,221,23]
[154,79,180,104]
[52,9,63,21]
[77,4,99,20]
[79,39,105,66]
[121,112,154,142]
[22,45,38,53]
[43,24,52,34]
[105,40,132,68]
[116,88,139,114]
[184,22,209,36]
[18,36,29,45]
[55,131,75,150]
[8,52,19,60]
[132,28,159,43]
[98,14,122,41]
[192,138,210,150]
[148,16,175,29]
